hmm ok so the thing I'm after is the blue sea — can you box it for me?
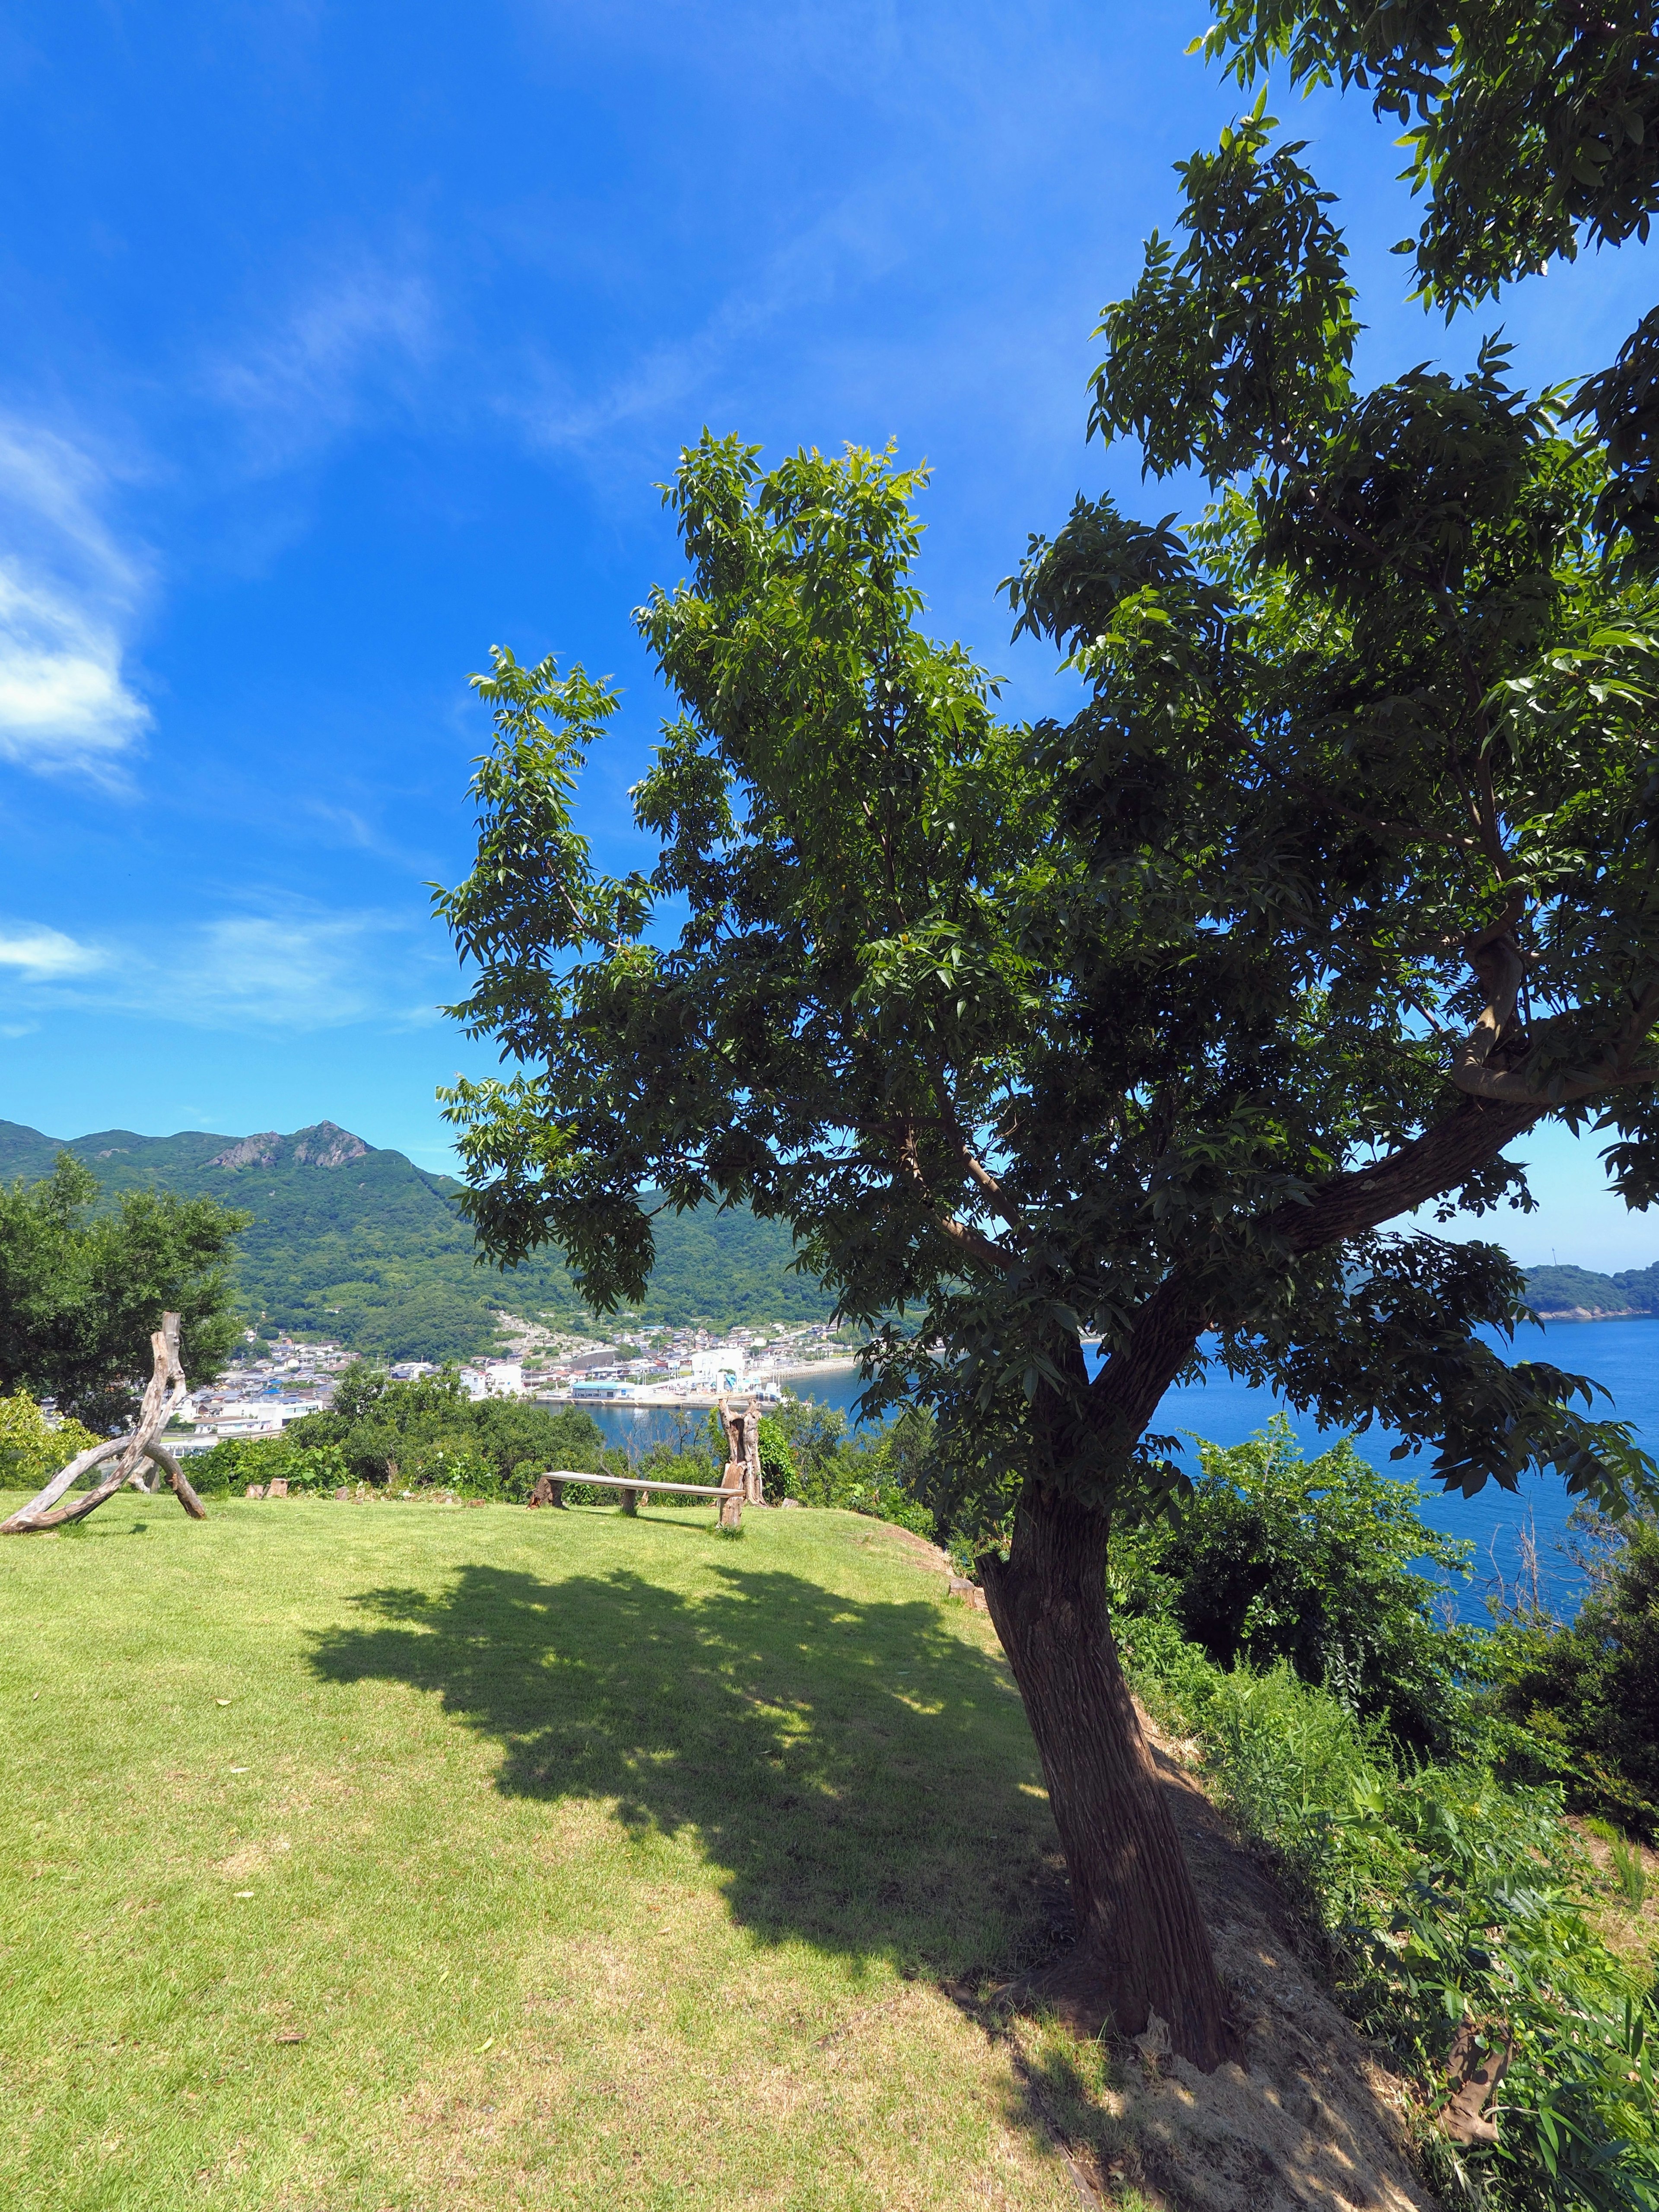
[588,1319,1658,1621]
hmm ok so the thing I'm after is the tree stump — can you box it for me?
[0,1314,206,1535]
[718,1459,745,1529]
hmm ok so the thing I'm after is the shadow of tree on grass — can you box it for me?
[308,1560,1062,1977]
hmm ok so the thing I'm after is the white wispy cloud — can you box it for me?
[0,418,152,778]
[207,260,437,473]
[0,899,445,1033]
[0,923,106,979]
[502,184,909,464]
[183,911,397,1029]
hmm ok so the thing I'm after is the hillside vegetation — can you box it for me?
[1523,1262,1659,1319]
[0,1120,834,1361]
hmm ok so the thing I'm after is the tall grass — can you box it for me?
[1121,1630,1659,2212]
[1587,1820,1651,1914]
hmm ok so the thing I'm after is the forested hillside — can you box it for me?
[1524,1262,1659,1319]
[0,1119,834,1360]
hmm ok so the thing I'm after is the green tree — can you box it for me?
[1110,1420,1479,1755]
[286,1362,608,1497]
[0,1154,248,1429]
[434,36,1659,2068]
[1487,1505,1659,1835]
[0,1392,102,1490]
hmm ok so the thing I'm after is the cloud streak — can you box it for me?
[0,922,105,978]
[0,900,449,1033]
[0,418,152,779]
[206,258,438,474]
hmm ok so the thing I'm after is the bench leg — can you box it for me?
[620,1486,639,1516]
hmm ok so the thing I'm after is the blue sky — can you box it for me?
[0,0,1654,1267]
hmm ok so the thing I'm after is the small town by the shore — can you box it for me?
[167,1318,860,1450]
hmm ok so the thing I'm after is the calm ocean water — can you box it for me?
[588,1319,1658,1621]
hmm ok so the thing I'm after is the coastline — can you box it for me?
[533,1355,865,1411]
[1528,1309,1656,1323]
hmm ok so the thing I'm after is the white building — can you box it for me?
[458,1360,526,1400]
[690,1349,746,1392]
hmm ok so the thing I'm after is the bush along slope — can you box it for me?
[1109,1429,1659,2212]
[761,1398,942,1539]
[185,1365,611,1502]
[1110,1418,1483,1757]
[1483,1506,1659,1841]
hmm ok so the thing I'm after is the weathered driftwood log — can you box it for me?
[1,1314,203,1535]
[716,1395,765,1506]
[718,1458,745,1529]
[741,1407,762,1505]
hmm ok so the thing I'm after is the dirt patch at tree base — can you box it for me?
[1000,1717,1439,2212]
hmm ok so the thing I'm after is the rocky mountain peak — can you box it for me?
[209,1122,370,1173]
[208,1131,283,1172]
[292,1122,370,1169]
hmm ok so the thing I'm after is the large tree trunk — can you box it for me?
[979,1479,1236,2072]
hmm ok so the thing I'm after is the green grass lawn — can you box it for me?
[0,1494,1089,2210]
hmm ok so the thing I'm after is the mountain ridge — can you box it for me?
[8,1113,1644,1348]
[0,1117,834,1361]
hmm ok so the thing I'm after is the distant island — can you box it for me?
[0,1118,836,1363]
[1522,1262,1659,1320]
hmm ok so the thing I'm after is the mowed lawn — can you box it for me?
[0,1495,1085,2211]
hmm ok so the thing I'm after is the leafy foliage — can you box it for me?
[1091,93,1358,480]
[1196,1,1659,580]
[1196,1,1659,307]
[1110,1418,1479,1753]
[437,420,1656,1555]
[0,1392,102,1489]
[1127,1639,1659,2212]
[188,1364,611,1503]
[760,1398,941,1538]
[1486,1506,1659,1837]
[0,1153,248,1429]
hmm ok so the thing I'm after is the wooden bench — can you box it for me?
[528,1466,747,1527]
[530,1396,766,1530]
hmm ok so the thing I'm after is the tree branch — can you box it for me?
[892,1119,1019,1274]
[925,1057,1032,1247]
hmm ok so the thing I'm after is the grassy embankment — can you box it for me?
[0,1495,1093,2212]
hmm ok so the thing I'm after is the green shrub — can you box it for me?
[0,1392,102,1491]
[1110,1417,1481,1754]
[761,1396,938,1536]
[1123,1623,1659,2212]
[186,1368,610,1503]
[756,1415,796,1494]
[279,1363,607,1500]
[1484,1507,1659,1838]
[186,1433,349,1495]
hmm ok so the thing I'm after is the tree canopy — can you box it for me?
[0,1154,248,1430]
[436,1,1659,2068]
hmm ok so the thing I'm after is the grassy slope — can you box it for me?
[0,1498,1076,2212]
[0,1120,836,1359]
